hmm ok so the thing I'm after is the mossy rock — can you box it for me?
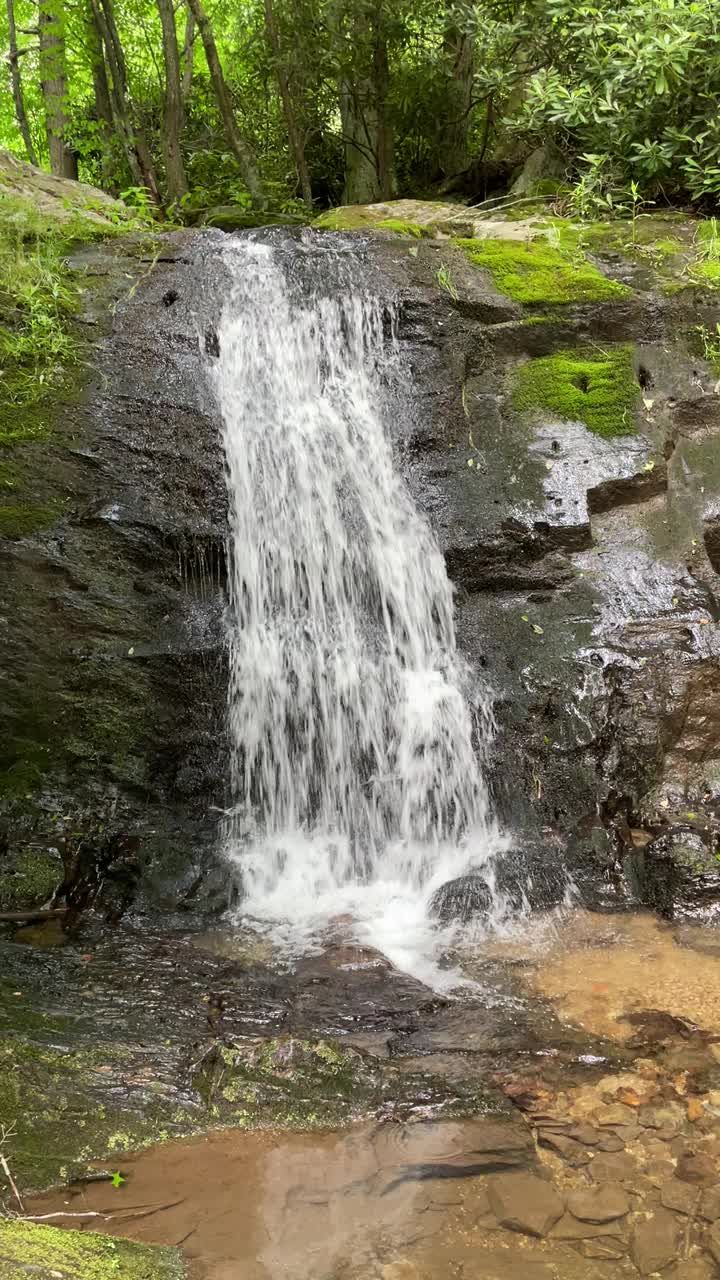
[196,1035,383,1129]
[0,846,62,909]
[456,236,631,304]
[0,1221,185,1280]
[513,345,639,437]
[0,502,60,539]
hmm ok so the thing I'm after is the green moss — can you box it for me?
[196,1035,381,1130]
[513,345,639,437]
[456,236,630,304]
[0,846,62,909]
[314,206,378,231]
[0,502,59,539]
[376,219,426,238]
[0,1221,185,1280]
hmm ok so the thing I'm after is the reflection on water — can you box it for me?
[29,1118,621,1280]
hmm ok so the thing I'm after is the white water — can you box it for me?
[214,238,506,982]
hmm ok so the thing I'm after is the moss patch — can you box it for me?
[456,237,631,304]
[513,345,639,437]
[376,219,426,238]
[0,502,60,539]
[0,846,62,909]
[0,1221,185,1280]
[196,1035,382,1129]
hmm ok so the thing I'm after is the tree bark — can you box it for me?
[180,10,195,103]
[156,0,188,204]
[263,0,312,209]
[6,0,38,165]
[38,0,78,178]
[84,0,114,182]
[337,3,394,205]
[185,0,265,207]
[439,2,475,179]
[89,0,164,208]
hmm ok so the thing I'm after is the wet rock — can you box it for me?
[661,1179,701,1215]
[487,1171,564,1237]
[550,1214,627,1241]
[631,1210,680,1275]
[669,1263,717,1280]
[706,1221,720,1264]
[631,830,720,919]
[699,1187,720,1222]
[428,874,493,923]
[590,1153,639,1183]
[703,512,720,574]
[566,1184,630,1223]
[576,1239,627,1260]
[537,1130,591,1166]
[676,1149,718,1185]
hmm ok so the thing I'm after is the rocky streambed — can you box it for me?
[3,187,720,1277]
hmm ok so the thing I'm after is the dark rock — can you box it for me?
[703,512,720,574]
[676,1150,718,1185]
[429,874,492,923]
[487,1171,564,1238]
[631,1211,680,1275]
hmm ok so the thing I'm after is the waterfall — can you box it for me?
[213,236,504,972]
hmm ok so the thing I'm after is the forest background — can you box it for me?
[1,0,719,221]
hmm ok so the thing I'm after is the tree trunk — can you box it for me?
[439,2,475,179]
[84,0,115,183]
[185,0,265,207]
[156,0,188,204]
[337,4,394,206]
[89,0,164,208]
[6,0,38,165]
[263,0,312,210]
[181,10,195,103]
[39,0,78,178]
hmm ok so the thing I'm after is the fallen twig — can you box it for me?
[0,1153,24,1213]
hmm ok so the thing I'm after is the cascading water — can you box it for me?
[213,235,506,978]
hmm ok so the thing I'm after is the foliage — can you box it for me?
[514,0,720,205]
[456,236,630,304]
[512,345,639,437]
[1,0,719,220]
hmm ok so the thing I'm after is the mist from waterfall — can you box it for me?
[213,236,505,979]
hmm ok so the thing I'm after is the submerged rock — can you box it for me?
[429,874,493,923]
[487,1171,564,1237]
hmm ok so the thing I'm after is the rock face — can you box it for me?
[3,202,720,925]
[1,230,231,911]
